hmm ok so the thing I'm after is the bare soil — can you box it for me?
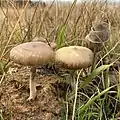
[0,65,61,120]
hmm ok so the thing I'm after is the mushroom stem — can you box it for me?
[91,46,97,72]
[28,67,36,101]
[70,70,76,90]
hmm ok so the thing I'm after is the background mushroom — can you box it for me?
[85,22,110,71]
[85,22,110,52]
[85,30,110,52]
[91,22,109,31]
[10,42,54,101]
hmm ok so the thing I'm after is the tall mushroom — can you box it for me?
[32,37,57,72]
[10,42,54,101]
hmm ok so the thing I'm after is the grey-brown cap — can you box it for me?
[85,30,110,43]
[91,22,109,31]
[55,46,94,69]
[10,42,54,66]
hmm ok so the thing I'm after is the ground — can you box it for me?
[0,64,61,120]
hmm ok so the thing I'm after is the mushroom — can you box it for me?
[86,22,109,44]
[85,22,110,71]
[91,22,109,31]
[55,46,94,120]
[55,46,94,70]
[86,30,109,44]
[32,37,57,50]
[85,21,110,52]
[10,42,54,101]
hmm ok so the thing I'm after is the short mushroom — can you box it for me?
[55,46,94,70]
[55,46,94,120]
[10,42,54,101]
[32,37,57,50]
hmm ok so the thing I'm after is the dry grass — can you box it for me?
[0,0,120,119]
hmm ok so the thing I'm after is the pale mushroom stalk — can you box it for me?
[69,70,76,90]
[91,46,97,72]
[28,67,36,101]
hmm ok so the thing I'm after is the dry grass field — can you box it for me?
[0,0,120,120]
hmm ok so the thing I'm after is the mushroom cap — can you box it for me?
[55,46,94,69]
[85,30,110,43]
[10,42,54,66]
[91,22,109,31]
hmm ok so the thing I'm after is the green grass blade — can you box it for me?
[57,0,77,49]
[79,85,117,114]
[57,26,66,49]
[80,64,113,88]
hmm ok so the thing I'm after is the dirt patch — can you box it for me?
[0,65,61,120]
